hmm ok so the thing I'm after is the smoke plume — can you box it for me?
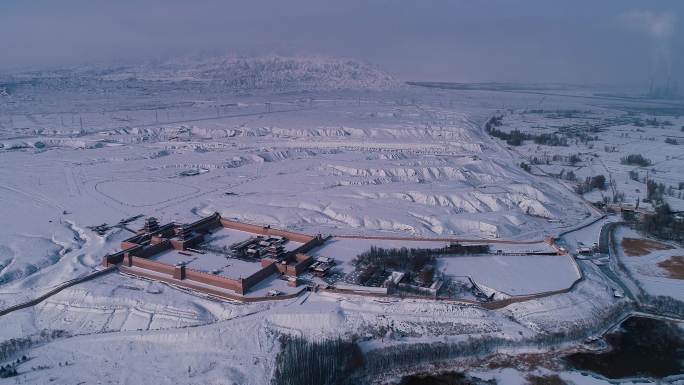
[622,9,676,40]
[622,9,678,97]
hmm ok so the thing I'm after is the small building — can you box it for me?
[383,271,405,288]
[578,246,593,255]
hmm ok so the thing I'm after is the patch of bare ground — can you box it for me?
[525,374,568,385]
[657,256,684,279]
[621,237,673,256]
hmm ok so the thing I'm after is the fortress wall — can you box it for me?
[119,265,305,302]
[241,263,278,291]
[219,218,314,243]
[291,236,325,254]
[129,256,176,275]
[101,250,126,267]
[184,269,244,293]
[188,213,222,233]
[132,240,173,258]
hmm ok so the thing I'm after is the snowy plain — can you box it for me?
[0,57,681,384]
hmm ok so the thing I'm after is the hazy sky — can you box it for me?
[1,0,683,86]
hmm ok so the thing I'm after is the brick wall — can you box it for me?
[129,256,176,275]
[241,263,278,291]
[261,258,277,268]
[293,255,313,273]
[131,240,172,258]
[101,250,126,267]
[119,265,305,302]
[291,236,325,254]
[121,241,141,250]
[184,269,244,293]
[188,213,222,233]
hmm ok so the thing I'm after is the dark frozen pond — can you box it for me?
[565,316,684,379]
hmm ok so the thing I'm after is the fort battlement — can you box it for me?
[102,213,326,300]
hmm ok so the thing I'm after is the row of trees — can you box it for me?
[533,133,569,146]
[646,180,666,202]
[637,203,684,242]
[354,246,435,272]
[485,116,599,147]
[621,154,652,167]
[633,117,674,128]
[0,329,68,362]
[558,169,577,181]
[630,173,683,200]
[0,356,28,378]
[354,244,489,273]
[486,126,531,146]
[574,175,607,194]
[526,154,581,168]
[271,337,363,385]
[484,116,539,146]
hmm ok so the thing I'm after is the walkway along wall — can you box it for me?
[220,218,315,243]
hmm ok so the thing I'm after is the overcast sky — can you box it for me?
[1,0,683,86]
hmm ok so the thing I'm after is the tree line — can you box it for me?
[271,336,363,385]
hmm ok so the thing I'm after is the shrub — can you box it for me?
[590,175,607,190]
[533,133,568,146]
[520,162,531,172]
[621,154,652,167]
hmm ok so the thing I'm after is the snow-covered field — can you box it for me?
[0,57,680,384]
[615,226,684,299]
[490,105,684,211]
[439,254,580,296]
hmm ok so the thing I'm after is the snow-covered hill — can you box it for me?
[96,55,398,92]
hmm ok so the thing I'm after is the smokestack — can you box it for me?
[649,77,654,95]
[666,76,671,94]
[622,10,677,99]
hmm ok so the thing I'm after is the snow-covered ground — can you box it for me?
[615,226,684,299]
[439,254,580,296]
[490,106,684,212]
[1,57,681,384]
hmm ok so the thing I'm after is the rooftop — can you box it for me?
[151,248,262,280]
